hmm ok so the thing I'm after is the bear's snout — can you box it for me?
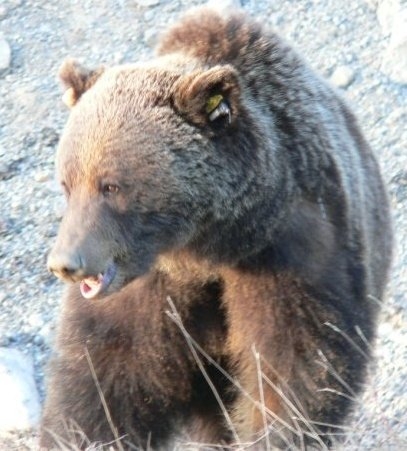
[47,248,85,282]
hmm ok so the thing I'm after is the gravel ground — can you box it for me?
[0,0,406,449]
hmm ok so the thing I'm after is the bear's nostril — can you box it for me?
[61,265,78,277]
[47,251,84,281]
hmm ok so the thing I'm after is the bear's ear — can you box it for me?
[58,58,105,107]
[173,65,241,128]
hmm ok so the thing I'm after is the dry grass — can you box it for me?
[34,296,406,451]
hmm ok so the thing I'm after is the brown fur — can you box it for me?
[41,7,392,450]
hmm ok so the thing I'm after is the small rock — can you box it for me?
[38,323,53,345]
[143,9,155,21]
[391,169,407,201]
[391,169,407,186]
[0,6,8,19]
[135,0,160,6]
[11,198,20,210]
[269,12,285,27]
[0,35,11,72]
[362,0,379,9]
[0,162,12,180]
[33,335,44,346]
[27,313,44,330]
[42,222,58,238]
[113,51,125,64]
[0,217,14,236]
[378,320,394,338]
[54,197,66,219]
[34,170,50,183]
[143,28,158,47]
[207,0,242,11]
[45,179,62,194]
[330,65,355,88]
[40,126,59,147]
[0,348,41,432]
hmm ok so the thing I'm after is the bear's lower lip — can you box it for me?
[80,262,117,299]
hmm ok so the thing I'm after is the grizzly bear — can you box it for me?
[41,6,392,450]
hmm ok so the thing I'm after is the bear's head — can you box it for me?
[47,57,271,299]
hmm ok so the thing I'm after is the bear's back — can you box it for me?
[158,7,392,299]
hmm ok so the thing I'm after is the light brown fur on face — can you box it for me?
[41,6,392,450]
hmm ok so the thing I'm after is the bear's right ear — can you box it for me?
[58,58,105,107]
[173,65,241,128]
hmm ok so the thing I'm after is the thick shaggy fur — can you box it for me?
[41,7,392,450]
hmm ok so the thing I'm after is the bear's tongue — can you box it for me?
[80,274,104,299]
[80,263,117,299]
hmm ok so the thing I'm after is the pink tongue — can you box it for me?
[79,263,117,300]
[80,274,104,299]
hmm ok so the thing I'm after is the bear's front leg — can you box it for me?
[40,274,197,450]
[222,268,367,449]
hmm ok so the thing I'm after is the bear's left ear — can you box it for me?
[58,58,105,107]
[173,65,241,128]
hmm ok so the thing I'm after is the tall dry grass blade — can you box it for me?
[259,355,311,419]
[258,355,330,447]
[316,349,357,398]
[260,373,328,450]
[354,325,373,353]
[45,425,81,451]
[323,322,369,360]
[317,387,358,403]
[166,296,241,445]
[84,347,125,451]
[367,294,385,308]
[252,345,272,451]
[44,418,96,450]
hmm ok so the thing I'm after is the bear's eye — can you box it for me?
[102,183,120,197]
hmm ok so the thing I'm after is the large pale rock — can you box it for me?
[377,0,407,83]
[381,8,407,83]
[377,0,401,34]
[0,348,41,432]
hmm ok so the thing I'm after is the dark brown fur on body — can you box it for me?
[41,7,392,450]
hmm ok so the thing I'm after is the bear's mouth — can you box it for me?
[80,262,117,299]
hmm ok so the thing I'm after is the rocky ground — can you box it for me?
[0,0,406,449]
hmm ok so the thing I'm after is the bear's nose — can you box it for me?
[47,250,84,282]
